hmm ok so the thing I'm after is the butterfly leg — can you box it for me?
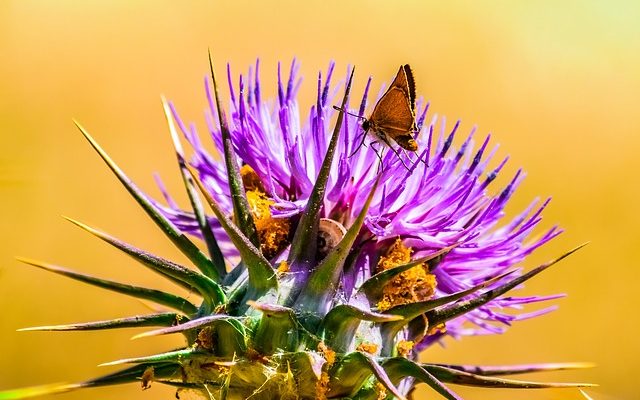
[401,148,418,165]
[377,135,411,171]
[370,141,385,173]
[394,148,411,171]
[349,128,369,158]
[401,148,427,170]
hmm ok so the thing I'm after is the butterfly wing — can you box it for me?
[364,65,419,151]
[390,64,416,112]
[370,87,415,131]
[369,86,418,151]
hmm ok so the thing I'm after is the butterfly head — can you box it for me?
[361,119,370,132]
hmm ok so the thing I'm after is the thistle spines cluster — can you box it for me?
[0,58,593,400]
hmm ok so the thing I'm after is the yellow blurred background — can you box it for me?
[1,1,637,399]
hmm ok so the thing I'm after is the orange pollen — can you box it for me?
[277,260,290,273]
[396,340,415,357]
[317,342,336,366]
[428,322,447,336]
[240,164,266,192]
[376,238,437,311]
[315,342,336,400]
[246,189,291,259]
[375,382,387,400]
[315,372,330,400]
[356,342,379,354]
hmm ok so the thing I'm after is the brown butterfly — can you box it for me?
[362,64,418,152]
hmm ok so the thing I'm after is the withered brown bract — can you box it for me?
[363,64,418,151]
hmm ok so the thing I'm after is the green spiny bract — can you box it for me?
[1,59,593,400]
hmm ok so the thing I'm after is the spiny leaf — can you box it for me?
[0,383,73,399]
[162,97,226,278]
[208,50,260,248]
[379,269,516,356]
[16,258,198,315]
[73,120,218,280]
[79,363,181,388]
[0,364,182,399]
[329,352,406,400]
[247,300,293,315]
[294,173,381,315]
[132,314,241,339]
[274,351,326,399]
[358,243,459,300]
[65,217,225,307]
[287,66,356,269]
[384,269,516,320]
[424,362,595,377]
[99,349,204,367]
[248,301,299,354]
[213,318,249,357]
[188,167,277,294]
[423,365,596,389]
[382,358,462,400]
[19,313,181,332]
[427,244,587,327]
[321,305,402,352]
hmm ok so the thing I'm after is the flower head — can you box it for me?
[1,58,591,400]
[158,60,562,348]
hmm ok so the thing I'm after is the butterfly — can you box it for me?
[362,64,418,152]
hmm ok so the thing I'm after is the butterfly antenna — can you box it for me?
[332,105,365,120]
[332,105,370,158]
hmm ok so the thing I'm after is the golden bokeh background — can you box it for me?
[1,1,637,399]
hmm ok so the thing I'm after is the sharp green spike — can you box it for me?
[294,173,380,315]
[73,120,219,280]
[423,365,596,389]
[381,358,462,400]
[427,243,588,327]
[385,269,516,319]
[64,217,225,308]
[131,314,241,340]
[162,97,227,278]
[79,363,181,388]
[16,257,198,315]
[19,313,181,332]
[0,383,73,399]
[423,362,595,377]
[188,167,277,294]
[287,66,356,269]
[99,349,203,367]
[208,50,260,248]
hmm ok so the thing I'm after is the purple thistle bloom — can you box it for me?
[154,60,562,349]
[1,57,592,400]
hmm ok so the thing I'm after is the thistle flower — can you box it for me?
[1,58,593,400]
